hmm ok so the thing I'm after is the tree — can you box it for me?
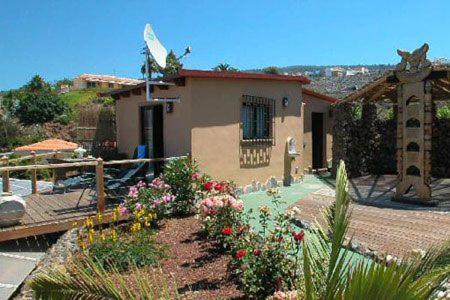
[12,76,68,125]
[15,91,67,125]
[24,75,52,93]
[213,63,239,72]
[140,50,183,78]
[262,66,281,75]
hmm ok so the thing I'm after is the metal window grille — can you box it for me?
[241,95,275,146]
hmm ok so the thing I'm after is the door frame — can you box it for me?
[311,112,325,169]
[139,104,164,158]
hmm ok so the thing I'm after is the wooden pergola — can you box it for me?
[342,44,450,204]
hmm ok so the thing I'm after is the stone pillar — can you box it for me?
[393,43,434,204]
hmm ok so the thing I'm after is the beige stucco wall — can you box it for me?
[189,78,304,186]
[302,94,333,171]
[115,84,192,158]
[115,78,304,187]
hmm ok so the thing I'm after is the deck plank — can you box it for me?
[0,189,118,242]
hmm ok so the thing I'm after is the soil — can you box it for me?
[154,216,244,299]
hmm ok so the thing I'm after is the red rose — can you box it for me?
[292,230,305,242]
[204,181,215,191]
[222,227,233,235]
[215,183,225,191]
[235,249,247,259]
[253,249,261,256]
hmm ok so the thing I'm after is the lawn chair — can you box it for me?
[76,145,149,207]
[53,173,95,194]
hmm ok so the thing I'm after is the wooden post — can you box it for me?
[96,158,105,213]
[1,156,9,193]
[187,152,192,163]
[52,150,58,184]
[31,151,38,194]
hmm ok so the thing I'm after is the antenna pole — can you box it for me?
[145,47,152,102]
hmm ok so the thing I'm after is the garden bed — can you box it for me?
[150,216,244,299]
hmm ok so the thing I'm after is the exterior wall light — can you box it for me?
[282,97,289,107]
[166,102,174,113]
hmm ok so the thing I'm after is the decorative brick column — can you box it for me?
[394,43,434,204]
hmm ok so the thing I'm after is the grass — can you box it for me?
[60,88,104,108]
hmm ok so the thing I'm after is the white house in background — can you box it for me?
[325,67,345,78]
[73,74,144,90]
[352,67,369,75]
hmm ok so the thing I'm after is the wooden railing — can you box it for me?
[0,155,189,212]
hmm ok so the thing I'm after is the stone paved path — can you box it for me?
[0,235,58,300]
[292,192,450,257]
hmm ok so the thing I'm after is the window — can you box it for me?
[241,95,275,144]
[87,82,96,88]
[108,83,114,88]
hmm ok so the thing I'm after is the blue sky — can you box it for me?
[1,0,449,90]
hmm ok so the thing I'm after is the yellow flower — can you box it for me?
[259,205,271,215]
[266,188,279,197]
[100,232,106,241]
[111,229,118,242]
[135,208,145,220]
[96,213,103,223]
[85,217,94,229]
[79,241,87,251]
[112,210,119,222]
[131,222,141,234]
[88,229,95,244]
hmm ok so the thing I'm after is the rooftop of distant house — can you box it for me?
[75,74,144,86]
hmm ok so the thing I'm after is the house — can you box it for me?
[106,69,337,187]
[302,88,337,172]
[325,67,345,78]
[73,74,143,90]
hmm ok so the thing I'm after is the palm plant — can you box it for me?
[302,160,450,299]
[213,63,238,72]
[30,256,176,300]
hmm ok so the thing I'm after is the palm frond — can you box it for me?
[301,160,450,299]
[30,256,174,300]
[302,160,354,299]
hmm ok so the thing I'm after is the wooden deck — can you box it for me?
[0,190,119,242]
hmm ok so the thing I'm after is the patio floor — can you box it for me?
[241,174,450,258]
[291,191,450,257]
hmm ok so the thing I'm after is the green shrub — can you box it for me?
[229,191,303,298]
[197,181,244,246]
[54,114,71,125]
[15,90,68,125]
[86,228,166,272]
[437,104,450,119]
[125,178,176,219]
[162,158,200,215]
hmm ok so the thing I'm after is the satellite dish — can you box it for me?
[143,24,167,69]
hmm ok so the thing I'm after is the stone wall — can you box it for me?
[332,102,450,178]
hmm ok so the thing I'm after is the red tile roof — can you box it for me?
[77,74,144,86]
[175,69,311,84]
[303,88,339,103]
[15,139,78,151]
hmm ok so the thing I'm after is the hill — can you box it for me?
[245,64,394,99]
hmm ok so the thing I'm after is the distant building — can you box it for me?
[73,74,144,90]
[58,84,70,94]
[325,67,345,78]
[353,67,369,75]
